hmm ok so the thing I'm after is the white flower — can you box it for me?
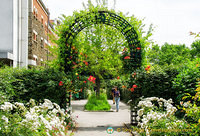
[29,99,36,106]
[145,126,150,136]
[167,98,173,104]
[158,101,163,107]
[145,101,153,107]
[159,98,167,103]
[32,121,41,129]
[0,102,13,111]
[138,101,153,107]
[146,97,159,101]
[136,116,140,121]
[39,115,52,130]
[52,108,59,114]
[25,112,34,121]
[15,102,25,110]
[183,102,189,108]
[53,103,60,110]
[2,115,8,123]
[58,109,65,116]
[137,109,144,116]
[41,99,53,109]
[60,132,65,136]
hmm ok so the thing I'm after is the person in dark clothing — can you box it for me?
[111,88,115,104]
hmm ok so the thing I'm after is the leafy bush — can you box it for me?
[0,67,18,104]
[128,65,179,103]
[178,82,200,135]
[0,99,75,136]
[85,93,111,111]
[173,58,200,105]
[0,67,69,108]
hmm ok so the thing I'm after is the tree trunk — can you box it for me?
[96,75,101,97]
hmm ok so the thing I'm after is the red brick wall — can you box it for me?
[33,0,48,35]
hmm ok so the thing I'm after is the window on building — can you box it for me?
[41,38,44,48]
[33,6,36,16]
[41,16,44,25]
[33,31,38,41]
[35,9,38,18]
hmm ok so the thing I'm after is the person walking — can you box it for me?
[114,86,120,112]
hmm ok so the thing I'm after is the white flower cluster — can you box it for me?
[136,97,178,136]
[0,102,13,111]
[0,99,74,136]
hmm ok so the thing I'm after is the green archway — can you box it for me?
[58,10,142,125]
[59,11,142,73]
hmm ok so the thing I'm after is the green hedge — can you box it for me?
[0,67,68,108]
[128,65,179,103]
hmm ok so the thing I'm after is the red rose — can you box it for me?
[124,56,130,59]
[59,81,63,86]
[85,61,88,66]
[130,88,134,92]
[132,85,137,88]
[83,81,87,83]
[117,76,120,79]
[88,76,96,83]
[137,47,141,50]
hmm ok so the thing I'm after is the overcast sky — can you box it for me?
[43,0,200,47]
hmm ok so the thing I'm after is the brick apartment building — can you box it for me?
[0,0,58,67]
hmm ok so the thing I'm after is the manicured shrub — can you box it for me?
[0,67,69,108]
[128,65,179,103]
[85,93,111,111]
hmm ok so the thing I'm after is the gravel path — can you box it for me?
[71,99,132,136]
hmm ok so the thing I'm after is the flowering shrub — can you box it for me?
[133,97,190,136]
[127,65,179,104]
[0,67,71,108]
[178,81,200,135]
[0,99,76,136]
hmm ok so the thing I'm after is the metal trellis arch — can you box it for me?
[61,10,142,126]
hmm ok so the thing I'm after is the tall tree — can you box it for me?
[191,40,200,58]
[147,43,192,66]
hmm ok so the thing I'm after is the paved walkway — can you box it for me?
[71,100,132,136]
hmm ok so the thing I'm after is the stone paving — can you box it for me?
[71,99,132,136]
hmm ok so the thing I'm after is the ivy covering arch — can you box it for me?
[59,10,142,73]
[57,10,142,125]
